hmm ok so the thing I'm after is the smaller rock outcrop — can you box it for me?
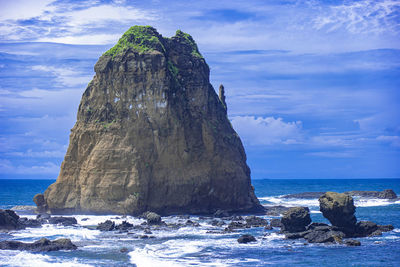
[344,239,361,246]
[237,234,256,244]
[344,189,397,199]
[0,209,21,230]
[0,238,77,252]
[281,207,311,233]
[145,212,162,225]
[245,216,268,227]
[33,194,48,214]
[48,216,77,226]
[97,220,115,231]
[319,192,357,231]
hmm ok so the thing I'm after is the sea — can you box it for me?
[0,178,399,267]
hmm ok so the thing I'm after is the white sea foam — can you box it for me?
[260,195,400,208]
[0,251,93,267]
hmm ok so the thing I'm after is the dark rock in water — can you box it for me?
[0,238,77,251]
[369,230,382,237]
[227,221,247,230]
[41,26,262,216]
[146,212,162,225]
[306,222,330,231]
[281,207,311,233]
[18,218,41,228]
[120,247,129,253]
[48,216,77,226]
[185,220,200,227]
[345,239,361,246]
[319,192,357,230]
[355,221,378,237]
[344,189,397,199]
[285,231,310,240]
[270,218,283,228]
[304,230,344,244]
[378,224,394,232]
[97,220,115,231]
[0,209,22,230]
[245,215,268,227]
[214,210,230,218]
[210,219,225,227]
[33,194,47,214]
[282,192,325,199]
[237,234,256,244]
[264,225,273,230]
[116,221,134,231]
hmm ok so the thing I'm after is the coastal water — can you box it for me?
[1,178,399,266]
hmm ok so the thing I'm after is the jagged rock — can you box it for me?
[237,234,256,244]
[210,219,225,227]
[185,220,200,227]
[264,205,290,216]
[41,26,262,216]
[355,221,378,237]
[270,218,283,228]
[281,207,311,233]
[282,192,325,199]
[378,224,394,232]
[97,220,115,231]
[245,215,268,227]
[0,238,77,251]
[304,230,344,244]
[345,239,361,246]
[18,218,41,228]
[115,221,134,231]
[319,192,357,230]
[227,221,247,230]
[146,212,162,225]
[0,209,23,230]
[379,189,397,199]
[48,216,77,226]
[33,194,47,213]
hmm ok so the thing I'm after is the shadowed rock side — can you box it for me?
[43,26,262,215]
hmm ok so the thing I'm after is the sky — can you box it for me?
[0,0,399,179]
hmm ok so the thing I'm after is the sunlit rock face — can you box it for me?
[43,26,262,215]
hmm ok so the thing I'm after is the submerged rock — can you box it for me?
[40,25,262,216]
[237,234,256,244]
[319,192,357,231]
[0,238,77,252]
[281,207,311,233]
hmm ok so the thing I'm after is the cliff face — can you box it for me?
[43,26,262,215]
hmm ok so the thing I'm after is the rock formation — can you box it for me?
[41,26,262,215]
[319,192,357,230]
[280,207,311,233]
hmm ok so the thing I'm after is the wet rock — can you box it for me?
[345,239,361,246]
[379,189,397,199]
[33,194,47,213]
[18,218,41,228]
[97,220,115,231]
[237,234,256,244]
[210,219,225,227]
[304,230,344,244]
[285,231,310,240]
[227,221,247,230]
[146,212,162,225]
[120,247,129,253]
[270,218,283,228]
[355,221,378,237]
[0,238,77,252]
[264,206,290,216]
[48,216,77,226]
[344,189,397,199]
[185,220,200,227]
[319,192,357,230]
[378,224,394,232]
[245,215,268,227]
[281,207,311,233]
[369,230,382,237]
[115,221,133,231]
[0,209,22,230]
[306,222,330,231]
[282,192,325,199]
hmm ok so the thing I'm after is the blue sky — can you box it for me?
[0,0,399,179]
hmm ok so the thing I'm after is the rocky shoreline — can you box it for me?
[1,190,397,252]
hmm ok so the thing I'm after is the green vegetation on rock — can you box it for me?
[104,26,165,57]
[175,30,203,58]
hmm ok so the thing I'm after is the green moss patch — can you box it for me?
[174,30,203,58]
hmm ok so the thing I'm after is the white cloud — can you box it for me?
[31,65,92,86]
[0,159,59,174]
[7,148,66,158]
[231,116,303,145]
[0,0,55,21]
[37,33,121,45]
[306,151,354,158]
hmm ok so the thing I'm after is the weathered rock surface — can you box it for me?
[145,212,162,225]
[41,26,262,216]
[237,234,256,244]
[33,193,47,213]
[0,238,77,252]
[97,220,115,231]
[319,192,357,230]
[281,207,311,233]
[282,192,325,199]
[345,189,397,199]
[0,209,21,230]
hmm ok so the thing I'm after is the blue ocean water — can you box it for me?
[0,178,399,266]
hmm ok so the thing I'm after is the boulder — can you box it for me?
[97,220,115,231]
[33,194,47,213]
[146,212,162,225]
[270,218,283,228]
[48,216,77,226]
[0,238,77,251]
[245,215,268,227]
[304,230,344,244]
[281,207,311,233]
[18,218,42,228]
[0,209,22,230]
[41,26,263,216]
[355,221,378,237]
[237,234,256,244]
[344,239,361,246]
[115,221,133,231]
[319,192,357,230]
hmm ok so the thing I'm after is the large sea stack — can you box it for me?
[42,26,262,215]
